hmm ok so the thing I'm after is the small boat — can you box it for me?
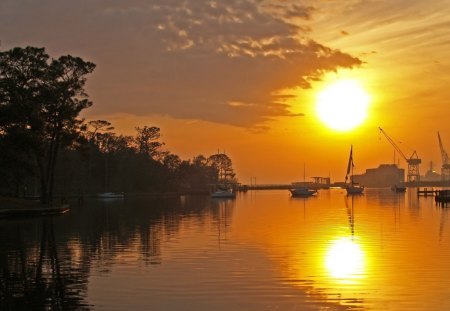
[290,163,318,197]
[97,192,125,199]
[391,184,406,193]
[346,185,364,195]
[289,187,317,197]
[210,189,236,199]
[345,145,364,195]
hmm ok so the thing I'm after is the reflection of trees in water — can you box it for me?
[0,219,91,310]
[81,195,235,266]
[0,195,236,308]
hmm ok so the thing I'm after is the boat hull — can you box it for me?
[346,186,364,195]
[289,188,317,197]
[210,191,236,198]
[97,192,125,199]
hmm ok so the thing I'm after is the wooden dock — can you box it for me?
[0,205,70,219]
[417,188,440,196]
[436,190,450,205]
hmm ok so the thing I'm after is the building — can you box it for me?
[353,164,405,188]
[422,162,441,181]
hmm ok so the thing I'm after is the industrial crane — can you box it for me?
[438,132,450,181]
[378,127,421,182]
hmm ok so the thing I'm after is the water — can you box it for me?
[1,188,450,310]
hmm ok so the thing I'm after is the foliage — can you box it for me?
[207,153,236,184]
[0,46,237,199]
[0,46,95,203]
[135,126,163,158]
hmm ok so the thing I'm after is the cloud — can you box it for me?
[0,0,362,128]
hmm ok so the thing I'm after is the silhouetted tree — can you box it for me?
[0,47,238,198]
[176,155,217,193]
[87,120,114,142]
[0,46,95,204]
[207,153,236,184]
[0,135,34,196]
[135,126,163,158]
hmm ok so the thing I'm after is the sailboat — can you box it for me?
[210,186,236,198]
[345,145,364,195]
[289,163,318,197]
[210,172,236,199]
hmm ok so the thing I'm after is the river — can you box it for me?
[1,188,450,310]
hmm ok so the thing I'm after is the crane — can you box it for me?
[378,127,421,182]
[438,131,450,181]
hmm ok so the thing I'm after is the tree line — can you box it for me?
[0,46,236,204]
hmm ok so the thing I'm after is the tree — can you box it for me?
[0,134,35,196]
[134,126,163,158]
[87,120,114,142]
[207,153,236,184]
[177,155,217,193]
[0,46,95,204]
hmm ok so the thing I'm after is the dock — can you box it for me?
[0,205,70,219]
[436,190,450,205]
[417,188,440,196]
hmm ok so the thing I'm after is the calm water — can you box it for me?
[1,188,450,310]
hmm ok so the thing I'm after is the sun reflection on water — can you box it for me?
[325,237,365,283]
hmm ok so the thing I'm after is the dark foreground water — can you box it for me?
[1,188,450,310]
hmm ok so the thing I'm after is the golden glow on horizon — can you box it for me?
[325,237,365,281]
[316,79,370,131]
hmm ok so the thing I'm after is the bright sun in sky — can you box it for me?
[316,79,370,131]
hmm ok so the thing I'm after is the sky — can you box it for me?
[1,0,450,184]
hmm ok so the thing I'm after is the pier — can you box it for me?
[436,190,450,205]
[238,184,291,191]
[417,188,440,196]
[238,182,332,191]
[416,188,450,205]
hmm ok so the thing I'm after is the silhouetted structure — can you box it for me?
[422,161,441,181]
[438,132,450,181]
[379,127,421,182]
[353,164,405,188]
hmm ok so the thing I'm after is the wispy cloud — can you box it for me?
[0,0,362,128]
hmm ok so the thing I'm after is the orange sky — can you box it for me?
[2,0,449,183]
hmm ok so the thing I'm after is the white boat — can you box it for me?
[97,192,125,199]
[345,145,364,195]
[210,189,236,198]
[289,187,317,197]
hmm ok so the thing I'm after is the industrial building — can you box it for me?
[353,164,405,188]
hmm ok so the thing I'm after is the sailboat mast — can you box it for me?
[350,154,355,186]
[346,145,353,185]
[303,162,306,184]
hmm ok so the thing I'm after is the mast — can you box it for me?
[345,145,353,185]
[351,148,356,186]
[303,162,306,185]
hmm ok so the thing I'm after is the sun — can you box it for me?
[316,79,370,131]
